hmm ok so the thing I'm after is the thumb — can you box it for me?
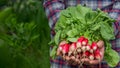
[97,40,104,49]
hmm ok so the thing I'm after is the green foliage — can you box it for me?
[50,5,119,67]
[0,0,8,7]
[0,0,50,68]
[100,22,115,40]
[104,47,120,67]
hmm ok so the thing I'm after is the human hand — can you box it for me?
[56,41,79,65]
[56,40,105,66]
[81,40,104,65]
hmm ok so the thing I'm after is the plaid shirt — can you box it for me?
[43,0,120,68]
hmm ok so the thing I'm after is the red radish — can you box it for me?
[58,44,64,52]
[82,38,88,46]
[76,54,81,59]
[81,46,86,52]
[58,41,67,51]
[69,42,76,52]
[94,49,101,60]
[76,42,82,48]
[95,53,101,60]
[62,44,70,54]
[68,51,72,56]
[68,42,76,56]
[89,49,93,53]
[76,36,85,48]
[73,51,77,55]
[86,44,91,51]
[91,42,98,50]
[77,36,85,42]
[89,53,94,60]
[85,51,90,57]
[77,48,81,53]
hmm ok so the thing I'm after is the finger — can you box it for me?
[81,58,90,65]
[72,62,78,65]
[99,51,104,61]
[66,61,72,65]
[89,60,100,65]
[99,46,104,53]
[81,58,89,62]
[65,56,71,61]
[99,46,105,61]
[65,56,72,65]
[66,56,75,65]
[75,58,80,64]
[71,56,76,60]
[70,56,78,65]
[67,58,75,65]
[97,40,104,49]
[62,54,67,60]
[71,59,78,65]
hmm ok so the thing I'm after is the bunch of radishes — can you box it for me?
[58,36,101,63]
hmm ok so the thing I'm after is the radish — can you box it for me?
[76,36,85,48]
[69,42,76,52]
[81,46,86,52]
[89,49,93,53]
[82,38,88,46]
[91,42,98,50]
[77,48,81,53]
[77,36,85,42]
[76,54,80,59]
[73,51,77,55]
[68,42,76,56]
[76,42,82,48]
[94,49,101,60]
[62,44,70,54]
[58,41,67,51]
[58,44,64,52]
[85,51,90,57]
[89,53,94,60]
[86,44,91,51]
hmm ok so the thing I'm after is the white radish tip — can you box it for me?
[89,55,94,60]
[90,49,93,53]
[86,46,90,51]
[82,42,86,46]
[77,48,81,53]
[70,46,75,52]
[62,51,66,54]
[70,43,76,51]
[93,46,97,50]
[74,51,77,55]
[76,42,81,48]
[81,46,86,52]
[68,51,72,56]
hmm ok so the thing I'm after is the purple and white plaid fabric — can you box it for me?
[43,0,120,68]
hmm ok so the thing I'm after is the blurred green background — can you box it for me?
[0,0,50,68]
